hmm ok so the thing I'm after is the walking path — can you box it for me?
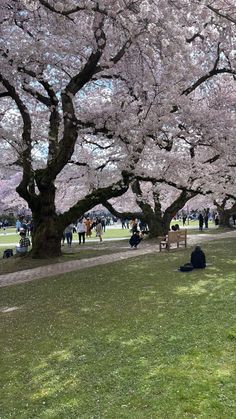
[0,230,235,288]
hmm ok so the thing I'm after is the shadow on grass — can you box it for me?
[0,240,131,276]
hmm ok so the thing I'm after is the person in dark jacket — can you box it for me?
[190,246,206,269]
[129,231,143,249]
[198,213,204,231]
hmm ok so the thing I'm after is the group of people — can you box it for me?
[198,209,211,231]
[128,218,207,272]
[5,213,209,271]
[15,219,33,235]
[0,220,10,229]
[178,209,221,230]
[62,217,104,247]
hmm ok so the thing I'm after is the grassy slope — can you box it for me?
[0,238,236,418]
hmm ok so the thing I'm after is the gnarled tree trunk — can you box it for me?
[103,182,197,238]
[214,198,236,229]
[29,180,63,258]
[218,209,232,228]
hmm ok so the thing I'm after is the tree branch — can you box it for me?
[0,91,10,98]
[103,199,143,221]
[22,84,51,107]
[207,4,236,25]
[59,173,130,225]
[182,68,236,96]
[203,154,220,164]
[0,74,38,208]
[38,0,103,17]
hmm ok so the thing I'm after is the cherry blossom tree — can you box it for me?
[0,0,153,257]
[0,0,235,256]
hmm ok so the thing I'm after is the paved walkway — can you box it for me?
[0,230,235,288]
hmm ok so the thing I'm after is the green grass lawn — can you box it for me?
[0,240,132,275]
[0,225,234,275]
[0,238,236,418]
[0,227,131,267]
[0,227,131,247]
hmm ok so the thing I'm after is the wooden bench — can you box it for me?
[158,229,187,251]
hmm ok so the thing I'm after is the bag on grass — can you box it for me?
[3,249,13,259]
[179,263,194,272]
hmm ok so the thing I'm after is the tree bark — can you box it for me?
[31,213,63,258]
[147,212,170,237]
[214,199,236,229]
[218,209,232,228]
[29,181,64,258]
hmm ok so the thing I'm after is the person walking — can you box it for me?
[85,218,92,238]
[204,208,209,229]
[214,214,219,226]
[76,218,86,244]
[198,213,204,231]
[64,223,74,247]
[95,219,103,243]
[15,219,21,233]
[101,217,106,232]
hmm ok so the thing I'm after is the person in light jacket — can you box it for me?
[95,219,103,243]
[76,218,87,244]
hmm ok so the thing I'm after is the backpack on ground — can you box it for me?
[3,249,13,259]
[179,263,194,272]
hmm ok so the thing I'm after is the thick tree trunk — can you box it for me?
[31,215,62,258]
[147,214,170,238]
[218,209,232,228]
[30,182,64,258]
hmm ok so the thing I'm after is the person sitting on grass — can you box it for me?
[129,231,143,249]
[16,231,31,254]
[179,246,206,272]
[190,245,206,269]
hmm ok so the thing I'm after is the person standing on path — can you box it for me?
[76,218,86,244]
